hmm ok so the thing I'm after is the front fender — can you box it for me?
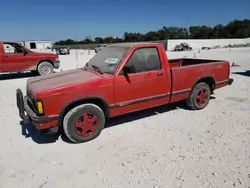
[58,96,110,126]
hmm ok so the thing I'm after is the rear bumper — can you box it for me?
[228,78,234,85]
[16,89,58,129]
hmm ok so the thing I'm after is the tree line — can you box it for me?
[54,19,250,45]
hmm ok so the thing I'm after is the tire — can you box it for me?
[63,103,105,143]
[31,70,38,75]
[185,82,211,110]
[37,62,54,75]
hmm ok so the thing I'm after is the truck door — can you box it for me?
[113,46,171,116]
[1,43,34,72]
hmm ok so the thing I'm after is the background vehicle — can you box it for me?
[95,44,107,53]
[0,41,60,75]
[202,46,212,50]
[174,42,192,51]
[54,47,70,55]
[16,42,233,143]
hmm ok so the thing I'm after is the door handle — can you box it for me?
[145,72,154,77]
[4,55,8,58]
[157,72,164,76]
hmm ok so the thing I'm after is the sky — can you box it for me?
[0,0,249,41]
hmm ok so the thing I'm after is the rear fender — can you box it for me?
[191,76,216,94]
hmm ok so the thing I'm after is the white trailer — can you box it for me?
[17,40,53,52]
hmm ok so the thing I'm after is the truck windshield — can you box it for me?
[85,46,130,74]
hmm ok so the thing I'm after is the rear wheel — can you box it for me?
[63,103,105,143]
[37,62,54,75]
[186,82,211,110]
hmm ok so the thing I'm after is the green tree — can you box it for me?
[54,19,250,45]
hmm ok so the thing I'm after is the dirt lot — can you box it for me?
[0,48,249,188]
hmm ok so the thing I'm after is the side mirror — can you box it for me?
[122,64,135,75]
[23,49,28,55]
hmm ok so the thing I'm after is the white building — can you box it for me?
[17,40,53,52]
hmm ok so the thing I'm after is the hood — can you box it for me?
[27,69,102,96]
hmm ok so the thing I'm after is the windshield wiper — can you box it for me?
[91,65,103,75]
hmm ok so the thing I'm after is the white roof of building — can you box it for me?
[17,40,53,43]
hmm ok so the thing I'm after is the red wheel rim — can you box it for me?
[196,88,209,105]
[74,112,98,136]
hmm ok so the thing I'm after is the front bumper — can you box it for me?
[228,78,234,85]
[16,89,58,125]
[52,60,60,69]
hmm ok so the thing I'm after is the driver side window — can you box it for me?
[3,43,24,54]
[123,47,161,74]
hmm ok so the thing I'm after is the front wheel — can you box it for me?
[63,103,105,143]
[185,82,211,110]
[37,62,54,75]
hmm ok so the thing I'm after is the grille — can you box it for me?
[27,91,37,113]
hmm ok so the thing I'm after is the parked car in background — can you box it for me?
[174,42,192,51]
[174,44,183,51]
[213,45,222,49]
[245,43,250,47]
[54,47,70,55]
[16,42,233,143]
[202,46,212,50]
[95,44,107,53]
[0,41,60,75]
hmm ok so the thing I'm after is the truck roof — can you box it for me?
[107,42,162,48]
[0,41,20,44]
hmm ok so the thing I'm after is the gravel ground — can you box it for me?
[0,47,249,188]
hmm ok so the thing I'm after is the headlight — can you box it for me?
[55,57,59,61]
[36,101,44,114]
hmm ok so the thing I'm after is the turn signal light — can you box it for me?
[36,101,44,114]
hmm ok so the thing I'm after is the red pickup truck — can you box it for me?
[0,41,60,75]
[16,42,233,143]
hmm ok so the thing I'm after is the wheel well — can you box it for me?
[195,77,215,93]
[37,60,53,69]
[58,98,110,127]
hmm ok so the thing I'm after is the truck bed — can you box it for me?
[168,58,230,103]
[168,58,226,68]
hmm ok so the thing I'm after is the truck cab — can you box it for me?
[0,41,60,75]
